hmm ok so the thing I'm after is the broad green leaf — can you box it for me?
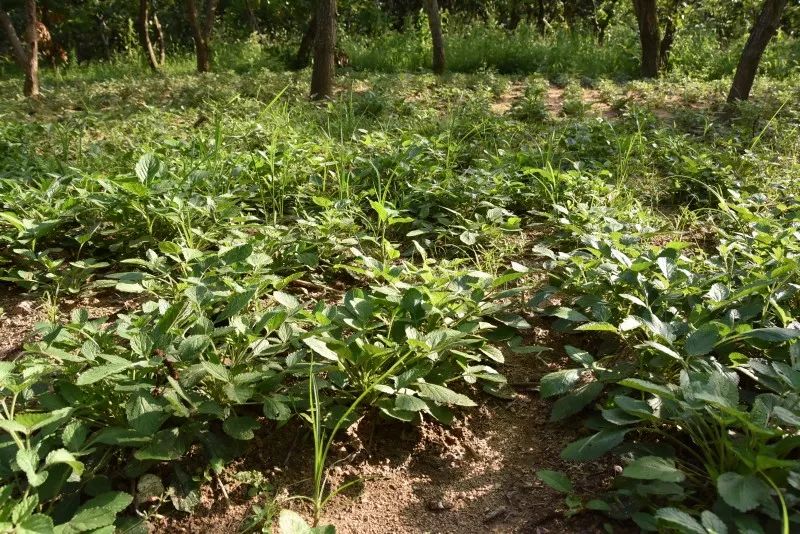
[716,472,769,512]
[685,324,720,356]
[45,449,84,478]
[560,429,627,461]
[223,416,260,440]
[16,448,47,487]
[16,514,54,534]
[217,287,257,321]
[544,307,589,322]
[303,337,339,361]
[536,470,572,493]
[75,361,133,386]
[622,456,685,483]
[654,508,705,534]
[539,369,583,398]
[701,510,728,534]
[68,491,133,531]
[415,383,476,407]
[549,382,603,422]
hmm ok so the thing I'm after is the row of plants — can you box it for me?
[1,232,531,531]
[534,190,800,532]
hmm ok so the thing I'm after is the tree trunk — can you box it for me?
[138,0,160,71]
[186,0,216,72]
[244,0,259,33]
[536,0,546,34]
[153,11,166,66]
[423,0,445,75]
[22,0,37,97]
[728,0,788,102]
[0,0,39,97]
[595,0,618,46]
[310,0,336,100]
[632,0,660,78]
[658,15,676,69]
[294,13,316,70]
[0,8,28,68]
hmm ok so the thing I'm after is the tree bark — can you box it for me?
[22,0,37,97]
[310,0,336,100]
[138,0,160,71]
[423,0,445,75]
[294,13,316,70]
[0,0,39,97]
[728,0,788,102]
[186,0,217,72]
[0,8,28,68]
[632,0,660,78]
[244,0,259,33]
[153,11,166,66]
[658,15,676,69]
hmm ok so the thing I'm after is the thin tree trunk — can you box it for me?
[186,0,216,72]
[294,13,316,69]
[658,15,676,69]
[310,0,336,100]
[728,0,788,102]
[138,0,160,71]
[153,11,166,66]
[244,0,259,33]
[423,0,445,75]
[632,0,660,78]
[536,0,546,34]
[23,0,37,97]
[595,0,618,46]
[0,8,28,68]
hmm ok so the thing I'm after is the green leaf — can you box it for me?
[560,429,627,461]
[700,510,728,534]
[220,243,253,265]
[539,369,583,398]
[536,470,573,493]
[45,448,84,478]
[395,394,428,412]
[16,448,47,487]
[68,491,133,531]
[685,323,721,356]
[575,322,617,332]
[217,287,257,321]
[654,508,705,534]
[75,361,133,386]
[223,416,260,440]
[273,291,300,311]
[545,307,589,322]
[415,383,476,407]
[716,472,770,512]
[16,514,54,534]
[549,382,603,422]
[135,153,161,183]
[622,456,685,483]
[263,398,291,421]
[738,328,800,342]
[201,360,230,382]
[303,337,339,361]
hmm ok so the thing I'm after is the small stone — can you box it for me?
[426,499,452,512]
[484,506,507,523]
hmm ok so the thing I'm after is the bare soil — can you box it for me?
[152,324,627,534]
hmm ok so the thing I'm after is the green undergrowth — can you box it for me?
[1,62,799,532]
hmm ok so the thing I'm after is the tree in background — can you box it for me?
[632,0,659,77]
[294,13,316,70]
[310,0,336,100]
[423,0,445,74]
[137,0,165,71]
[186,0,217,72]
[0,0,39,96]
[728,0,788,102]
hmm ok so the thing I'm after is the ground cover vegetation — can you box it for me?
[1,0,799,532]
